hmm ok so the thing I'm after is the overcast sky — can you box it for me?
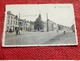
[6,4,75,27]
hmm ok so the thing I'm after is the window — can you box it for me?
[11,16,13,19]
[11,20,12,25]
[7,20,9,24]
[8,15,10,18]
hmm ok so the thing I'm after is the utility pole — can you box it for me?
[19,13,20,19]
[46,13,49,32]
[19,13,20,31]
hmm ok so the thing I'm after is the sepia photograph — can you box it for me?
[2,4,78,47]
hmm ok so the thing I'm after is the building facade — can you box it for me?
[34,14,44,31]
[29,21,34,31]
[44,20,58,31]
[6,11,32,32]
[6,11,59,32]
[6,11,19,32]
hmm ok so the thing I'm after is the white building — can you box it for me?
[6,11,32,32]
[6,11,19,32]
[22,19,27,31]
[30,21,34,31]
[26,20,31,31]
[44,20,58,31]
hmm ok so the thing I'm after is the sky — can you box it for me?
[6,4,75,27]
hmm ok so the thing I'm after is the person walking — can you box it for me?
[16,28,19,35]
[18,28,20,34]
[64,31,66,34]
[16,29,18,35]
[18,28,21,35]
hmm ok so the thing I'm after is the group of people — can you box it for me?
[16,28,21,35]
[6,28,22,35]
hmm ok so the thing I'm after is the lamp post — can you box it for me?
[46,13,49,32]
[18,13,21,34]
[19,13,20,30]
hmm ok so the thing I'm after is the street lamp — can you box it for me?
[19,13,20,30]
[46,13,49,32]
[47,19,49,32]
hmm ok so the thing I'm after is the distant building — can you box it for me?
[30,21,34,31]
[26,21,30,31]
[44,20,58,31]
[48,20,55,31]
[6,11,59,32]
[18,18,24,31]
[58,24,65,30]
[34,14,44,31]
[43,22,47,31]
[53,23,58,31]
[22,19,27,31]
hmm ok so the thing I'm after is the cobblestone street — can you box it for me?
[5,30,77,45]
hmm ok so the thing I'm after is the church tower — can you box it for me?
[34,13,44,31]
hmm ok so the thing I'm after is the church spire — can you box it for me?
[38,13,41,20]
[39,13,41,18]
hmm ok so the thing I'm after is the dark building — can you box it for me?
[34,14,44,31]
[58,24,64,30]
[71,24,75,32]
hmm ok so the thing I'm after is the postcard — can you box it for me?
[2,4,78,47]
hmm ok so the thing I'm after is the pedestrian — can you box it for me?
[19,29,21,34]
[64,31,66,34]
[16,29,18,35]
[6,30,8,33]
[18,29,21,35]
[9,28,12,33]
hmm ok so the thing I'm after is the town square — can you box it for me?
[3,4,77,46]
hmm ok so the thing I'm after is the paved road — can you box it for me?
[5,30,63,45]
[4,30,77,45]
[44,31,77,45]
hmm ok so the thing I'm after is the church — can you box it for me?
[34,14,44,31]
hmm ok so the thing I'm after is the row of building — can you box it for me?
[34,14,58,31]
[6,11,68,32]
[6,11,34,32]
